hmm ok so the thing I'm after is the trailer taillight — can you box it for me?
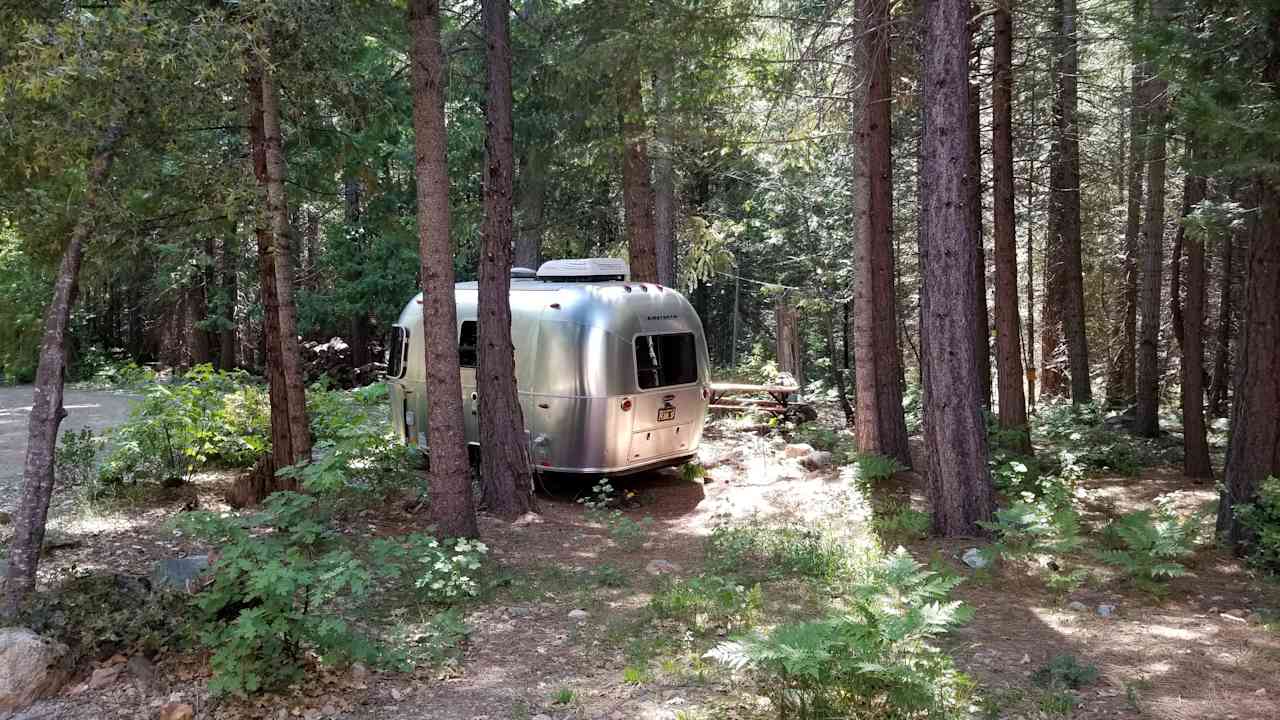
[620,398,633,412]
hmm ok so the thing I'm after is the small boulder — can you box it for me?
[646,559,682,576]
[89,663,122,689]
[1097,604,1117,618]
[159,702,194,720]
[1066,601,1088,613]
[150,556,210,592]
[568,609,589,621]
[961,548,990,569]
[0,628,70,715]
[800,451,832,470]
[127,655,159,690]
[783,443,815,458]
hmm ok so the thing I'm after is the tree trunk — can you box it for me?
[514,144,547,270]
[992,0,1031,453]
[228,60,299,508]
[1218,178,1280,549]
[1025,122,1038,414]
[851,0,911,467]
[1207,185,1242,417]
[409,0,479,538]
[1178,168,1212,479]
[970,80,992,409]
[1054,0,1090,404]
[1134,0,1170,437]
[775,292,802,386]
[219,226,239,370]
[826,307,855,426]
[1107,13,1147,407]
[621,76,658,283]
[920,0,995,537]
[260,32,312,467]
[3,122,125,613]
[653,70,677,287]
[478,0,535,519]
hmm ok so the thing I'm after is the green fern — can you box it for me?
[706,548,972,719]
[1096,504,1201,591]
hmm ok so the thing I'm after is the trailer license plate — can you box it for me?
[657,407,676,422]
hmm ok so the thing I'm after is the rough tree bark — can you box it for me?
[775,292,802,386]
[409,0,478,538]
[653,70,677,287]
[260,32,312,467]
[1134,0,1170,437]
[826,308,855,426]
[1207,185,1244,417]
[219,226,238,370]
[1057,0,1091,403]
[970,80,992,409]
[478,0,536,519]
[992,0,1031,452]
[1217,178,1280,549]
[3,122,125,612]
[621,76,659,283]
[514,145,547,270]
[228,62,298,508]
[851,0,911,467]
[1177,166,1212,479]
[920,0,995,536]
[1107,4,1147,407]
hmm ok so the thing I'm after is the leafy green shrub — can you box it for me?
[1097,504,1201,592]
[55,426,100,490]
[102,365,270,485]
[680,461,707,483]
[850,453,905,491]
[18,571,195,667]
[1236,477,1280,574]
[791,424,857,465]
[980,501,1083,562]
[871,503,930,542]
[706,524,847,584]
[179,491,484,696]
[1033,654,1099,690]
[650,575,762,633]
[706,549,973,720]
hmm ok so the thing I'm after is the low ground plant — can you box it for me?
[790,423,858,465]
[1097,502,1202,593]
[705,524,848,584]
[179,487,484,696]
[1033,654,1099,690]
[871,503,931,543]
[649,574,763,634]
[980,501,1084,563]
[1236,476,1280,574]
[849,453,906,493]
[706,548,974,720]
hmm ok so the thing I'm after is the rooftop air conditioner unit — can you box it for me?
[511,267,537,279]
[536,258,630,282]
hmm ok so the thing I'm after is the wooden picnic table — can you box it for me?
[707,381,804,416]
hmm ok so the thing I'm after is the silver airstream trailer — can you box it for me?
[386,258,711,475]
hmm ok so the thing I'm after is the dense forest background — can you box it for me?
[4,0,1280,541]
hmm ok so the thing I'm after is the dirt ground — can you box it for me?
[10,410,1280,720]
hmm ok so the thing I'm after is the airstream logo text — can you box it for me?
[646,314,677,321]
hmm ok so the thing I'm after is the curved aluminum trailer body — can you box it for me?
[387,277,710,474]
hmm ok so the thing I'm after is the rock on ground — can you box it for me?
[0,628,70,717]
[159,703,194,720]
[783,443,815,458]
[645,559,682,576]
[150,556,210,592]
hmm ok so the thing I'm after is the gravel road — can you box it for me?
[0,385,138,512]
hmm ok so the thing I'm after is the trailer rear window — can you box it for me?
[387,326,408,378]
[635,333,697,389]
[458,321,479,368]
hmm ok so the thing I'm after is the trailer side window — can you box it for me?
[635,333,697,389]
[458,321,479,368]
[387,326,408,378]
